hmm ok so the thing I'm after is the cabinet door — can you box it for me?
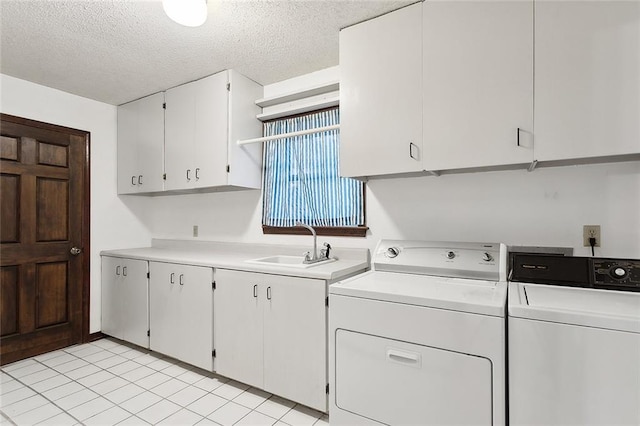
[263,275,327,411]
[176,264,214,371]
[339,3,423,178]
[117,102,139,194]
[423,1,533,171]
[121,259,149,348]
[135,93,165,193]
[535,1,640,161]
[193,72,229,189]
[149,262,213,370]
[101,256,122,339]
[214,269,264,388]
[165,82,197,191]
[149,262,183,360]
[117,93,164,194]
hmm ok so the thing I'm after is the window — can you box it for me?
[262,108,366,237]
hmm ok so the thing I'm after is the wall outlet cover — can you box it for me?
[583,225,601,247]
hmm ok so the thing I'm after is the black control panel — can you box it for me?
[592,258,640,292]
[511,254,640,293]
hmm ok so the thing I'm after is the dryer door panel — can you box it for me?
[335,329,492,425]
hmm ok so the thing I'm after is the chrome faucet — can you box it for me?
[297,222,319,263]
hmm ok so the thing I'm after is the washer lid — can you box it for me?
[508,282,640,333]
[330,270,507,317]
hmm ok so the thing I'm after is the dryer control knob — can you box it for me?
[386,247,400,258]
[611,267,627,279]
[482,252,493,262]
[446,251,456,259]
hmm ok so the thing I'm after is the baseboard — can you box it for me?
[88,332,106,342]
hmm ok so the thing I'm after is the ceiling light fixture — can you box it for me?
[162,0,208,27]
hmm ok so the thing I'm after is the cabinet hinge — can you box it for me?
[147,330,150,337]
[147,272,150,279]
[162,102,166,109]
[226,165,230,173]
[162,173,166,181]
[326,383,329,394]
[212,281,216,290]
[325,296,329,307]
[226,83,230,91]
[212,349,216,358]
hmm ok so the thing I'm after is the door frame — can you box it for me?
[1,113,91,344]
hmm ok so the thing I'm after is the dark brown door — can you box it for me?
[0,114,90,365]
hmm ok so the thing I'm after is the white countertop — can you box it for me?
[101,239,370,282]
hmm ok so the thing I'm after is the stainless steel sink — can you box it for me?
[245,255,336,268]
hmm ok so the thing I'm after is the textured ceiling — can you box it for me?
[0,0,414,105]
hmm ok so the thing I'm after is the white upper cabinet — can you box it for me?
[339,3,423,179]
[165,70,263,192]
[117,92,165,194]
[423,1,534,171]
[534,1,640,162]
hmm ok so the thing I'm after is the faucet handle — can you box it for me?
[321,243,332,259]
[303,251,312,262]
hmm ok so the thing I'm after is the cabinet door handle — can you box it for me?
[116,265,121,276]
[253,284,258,298]
[517,127,521,146]
[186,169,191,181]
[409,142,419,160]
[266,286,271,300]
[138,175,143,185]
[179,274,184,286]
[195,168,200,181]
[122,266,127,277]
[131,176,136,186]
[170,272,175,284]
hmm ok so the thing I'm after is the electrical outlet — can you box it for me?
[193,225,199,237]
[583,225,601,247]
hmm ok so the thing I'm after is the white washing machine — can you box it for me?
[508,254,640,425]
[329,240,508,425]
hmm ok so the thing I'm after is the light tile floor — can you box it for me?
[0,338,329,426]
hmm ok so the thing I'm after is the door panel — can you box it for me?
[1,135,19,160]
[101,256,122,339]
[214,269,264,388]
[0,114,89,365]
[423,0,534,170]
[176,265,213,371]
[121,259,149,348]
[36,178,69,241]
[35,262,68,328]
[193,72,228,188]
[0,174,20,243]
[38,142,68,167]
[165,82,197,190]
[263,275,326,411]
[1,266,19,337]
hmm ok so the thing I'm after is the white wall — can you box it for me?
[143,161,640,259]
[0,74,153,333]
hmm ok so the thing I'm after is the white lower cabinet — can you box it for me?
[214,269,327,412]
[149,262,214,371]
[101,256,149,348]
